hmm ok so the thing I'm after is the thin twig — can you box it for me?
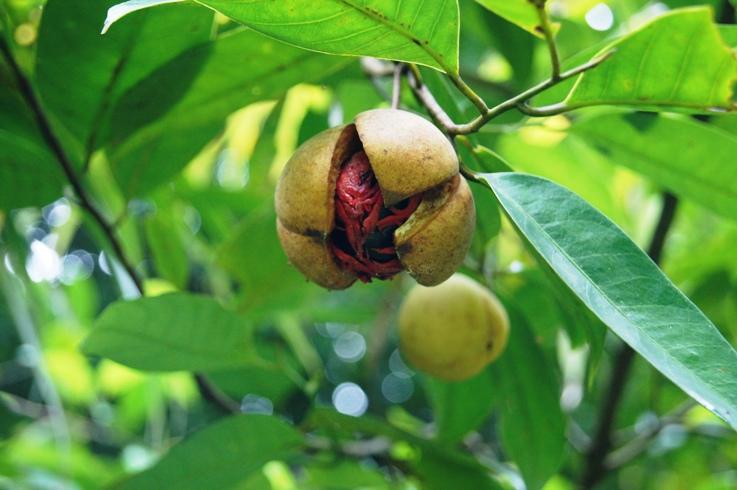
[0,37,143,293]
[1,37,240,416]
[581,192,679,489]
[604,399,696,470]
[407,51,614,135]
[535,1,561,80]
[391,63,403,109]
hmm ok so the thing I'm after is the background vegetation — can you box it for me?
[1,0,737,489]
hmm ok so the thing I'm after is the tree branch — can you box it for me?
[535,0,561,80]
[581,191,679,488]
[407,51,613,135]
[1,37,240,416]
[0,37,143,294]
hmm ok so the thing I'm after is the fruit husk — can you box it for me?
[275,124,360,237]
[395,175,475,286]
[276,220,357,289]
[355,109,458,206]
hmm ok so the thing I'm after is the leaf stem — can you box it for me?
[535,1,561,81]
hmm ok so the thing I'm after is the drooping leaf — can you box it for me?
[566,8,737,112]
[104,28,348,197]
[484,172,737,431]
[105,0,460,73]
[490,308,564,490]
[572,112,737,222]
[82,293,259,371]
[116,415,302,490]
[474,0,543,37]
[144,206,190,289]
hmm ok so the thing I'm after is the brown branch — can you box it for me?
[406,51,613,135]
[0,37,143,293]
[581,192,679,488]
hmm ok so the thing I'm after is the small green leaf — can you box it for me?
[491,309,564,490]
[106,0,460,73]
[484,172,737,431]
[144,208,190,289]
[474,0,543,37]
[572,112,737,222]
[82,293,258,371]
[116,415,302,490]
[567,8,737,111]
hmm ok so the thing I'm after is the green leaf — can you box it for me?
[82,293,259,371]
[144,207,190,289]
[106,0,460,73]
[719,24,737,47]
[117,415,302,490]
[566,8,737,112]
[484,172,737,431]
[474,0,543,38]
[424,372,496,443]
[36,0,213,158]
[0,61,63,210]
[105,28,348,197]
[490,308,564,490]
[571,112,737,222]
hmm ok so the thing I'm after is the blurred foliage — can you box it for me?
[1,0,737,489]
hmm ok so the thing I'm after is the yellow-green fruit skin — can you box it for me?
[398,274,509,381]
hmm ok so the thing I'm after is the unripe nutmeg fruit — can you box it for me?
[275,109,475,289]
[398,274,509,381]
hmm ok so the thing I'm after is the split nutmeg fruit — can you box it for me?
[275,109,475,289]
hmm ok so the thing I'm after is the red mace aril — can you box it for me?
[275,109,476,290]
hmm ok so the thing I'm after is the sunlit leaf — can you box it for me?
[572,112,737,221]
[117,415,302,490]
[82,293,259,371]
[474,0,543,37]
[105,0,460,73]
[567,8,737,112]
[484,172,737,430]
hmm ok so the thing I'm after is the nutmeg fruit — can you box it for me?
[398,273,510,381]
[275,109,475,289]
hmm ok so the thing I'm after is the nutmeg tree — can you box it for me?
[1,0,737,488]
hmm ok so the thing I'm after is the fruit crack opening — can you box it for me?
[330,150,421,282]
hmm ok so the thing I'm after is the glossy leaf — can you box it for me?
[490,309,564,490]
[567,8,737,111]
[104,28,347,197]
[474,0,543,37]
[484,172,737,430]
[117,415,302,490]
[572,112,737,221]
[105,0,460,73]
[36,0,213,157]
[82,293,259,371]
